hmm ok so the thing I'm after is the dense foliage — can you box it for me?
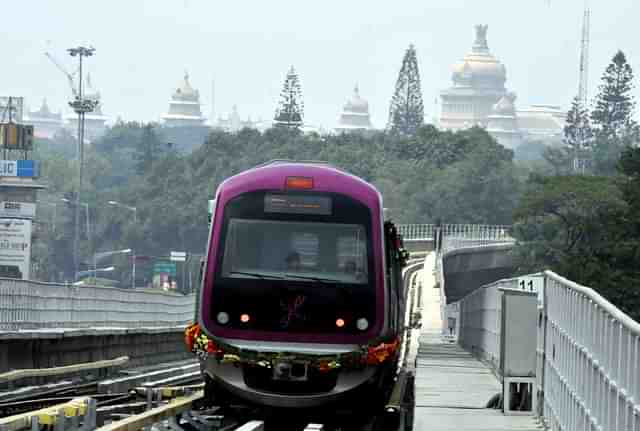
[32,123,521,288]
[512,50,640,320]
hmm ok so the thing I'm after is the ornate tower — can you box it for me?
[162,72,206,127]
[335,85,373,133]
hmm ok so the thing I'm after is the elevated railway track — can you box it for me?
[0,257,426,431]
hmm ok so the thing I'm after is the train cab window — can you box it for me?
[290,232,320,270]
[221,218,368,284]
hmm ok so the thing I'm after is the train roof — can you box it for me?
[215,160,381,205]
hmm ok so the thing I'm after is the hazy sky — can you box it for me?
[3,0,639,129]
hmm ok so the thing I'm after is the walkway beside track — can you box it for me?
[413,254,541,431]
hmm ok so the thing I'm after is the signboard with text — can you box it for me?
[0,160,39,177]
[0,218,31,280]
[153,261,177,290]
[0,201,36,219]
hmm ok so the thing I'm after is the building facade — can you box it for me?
[24,99,63,140]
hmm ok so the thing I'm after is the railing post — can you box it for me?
[537,274,549,421]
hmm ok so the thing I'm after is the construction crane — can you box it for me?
[44,43,79,98]
[578,1,590,109]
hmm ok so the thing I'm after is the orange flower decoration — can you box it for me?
[366,339,400,365]
[184,323,200,352]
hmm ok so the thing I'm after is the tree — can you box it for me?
[590,51,640,175]
[512,174,640,320]
[513,176,625,277]
[388,44,424,135]
[274,66,304,129]
[565,97,594,150]
[135,124,164,173]
[564,97,594,173]
[542,145,573,176]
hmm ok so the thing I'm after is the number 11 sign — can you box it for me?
[517,275,544,307]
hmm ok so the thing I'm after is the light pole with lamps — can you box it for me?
[67,45,98,281]
[108,201,137,288]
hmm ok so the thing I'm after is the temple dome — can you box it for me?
[451,25,507,89]
[336,85,373,132]
[172,72,200,102]
[343,85,369,114]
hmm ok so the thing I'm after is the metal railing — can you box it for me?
[452,270,640,429]
[432,224,516,338]
[539,271,640,431]
[398,223,512,241]
[0,279,196,331]
[457,277,518,369]
[397,224,435,240]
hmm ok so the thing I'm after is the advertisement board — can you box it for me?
[0,201,36,219]
[0,218,31,279]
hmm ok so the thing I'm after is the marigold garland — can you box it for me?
[184,323,399,371]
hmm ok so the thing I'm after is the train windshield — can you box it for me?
[221,219,369,284]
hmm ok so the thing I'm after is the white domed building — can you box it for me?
[439,25,509,131]
[161,73,206,127]
[439,25,566,149]
[335,85,373,133]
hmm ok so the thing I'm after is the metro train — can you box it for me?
[185,160,409,411]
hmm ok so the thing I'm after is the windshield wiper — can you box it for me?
[229,271,283,280]
[284,274,343,283]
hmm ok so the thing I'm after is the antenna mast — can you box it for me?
[578,1,590,108]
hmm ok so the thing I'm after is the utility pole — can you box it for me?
[574,1,591,174]
[68,46,98,280]
[578,1,590,109]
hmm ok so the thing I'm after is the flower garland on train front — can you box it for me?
[184,323,399,372]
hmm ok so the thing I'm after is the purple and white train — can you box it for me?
[196,160,407,410]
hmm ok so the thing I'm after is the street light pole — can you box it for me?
[108,201,137,288]
[68,46,97,281]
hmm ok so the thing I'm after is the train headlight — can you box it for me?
[357,318,369,331]
[217,312,230,325]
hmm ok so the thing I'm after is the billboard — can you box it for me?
[0,201,36,219]
[0,218,31,279]
[0,124,33,150]
[0,97,23,123]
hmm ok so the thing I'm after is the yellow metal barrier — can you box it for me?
[96,390,203,431]
[0,397,90,431]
